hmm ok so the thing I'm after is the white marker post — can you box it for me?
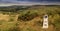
[43,15,48,29]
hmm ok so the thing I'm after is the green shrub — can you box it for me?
[54,17,60,31]
[18,12,38,21]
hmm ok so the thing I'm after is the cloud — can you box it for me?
[0,0,60,5]
[1,0,60,2]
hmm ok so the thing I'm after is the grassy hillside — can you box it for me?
[0,5,60,31]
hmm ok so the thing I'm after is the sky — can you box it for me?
[1,0,60,3]
[0,0,60,5]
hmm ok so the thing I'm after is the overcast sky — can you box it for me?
[0,0,60,5]
[1,0,60,3]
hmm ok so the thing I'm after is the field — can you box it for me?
[0,5,60,31]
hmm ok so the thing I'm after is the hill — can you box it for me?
[0,5,60,31]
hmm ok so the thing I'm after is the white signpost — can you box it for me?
[43,15,48,29]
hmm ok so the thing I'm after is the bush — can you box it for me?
[54,17,60,31]
[8,23,20,31]
[18,12,39,21]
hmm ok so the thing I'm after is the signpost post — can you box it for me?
[42,15,48,31]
